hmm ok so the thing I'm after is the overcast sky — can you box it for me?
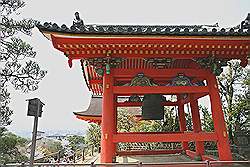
[7,0,250,137]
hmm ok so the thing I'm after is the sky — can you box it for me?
[6,0,250,137]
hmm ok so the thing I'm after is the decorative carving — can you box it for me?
[171,73,192,86]
[171,74,205,100]
[129,73,157,86]
[241,13,250,30]
[193,56,228,76]
[144,58,173,69]
[72,12,85,31]
[95,68,104,76]
[193,81,205,86]
[128,95,142,102]
[85,56,124,76]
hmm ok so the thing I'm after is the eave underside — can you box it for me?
[42,33,249,95]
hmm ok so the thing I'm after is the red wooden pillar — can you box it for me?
[190,95,205,156]
[101,71,116,163]
[177,96,189,151]
[207,74,232,160]
[113,95,118,159]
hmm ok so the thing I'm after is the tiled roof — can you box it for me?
[37,22,249,36]
[74,96,141,117]
[36,13,250,36]
[74,96,102,117]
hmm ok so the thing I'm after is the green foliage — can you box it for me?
[0,89,13,126]
[117,107,179,133]
[243,71,250,85]
[0,127,28,164]
[117,108,137,132]
[85,123,101,150]
[36,139,64,163]
[43,140,63,155]
[217,60,247,143]
[199,105,214,132]
[162,107,179,132]
[67,135,85,151]
[185,105,193,131]
[117,107,181,151]
[136,120,162,132]
[0,0,47,126]
[232,70,250,132]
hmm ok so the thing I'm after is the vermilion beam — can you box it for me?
[51,35,248,65]
[113,132,217,143]
[207,74,232,161]
[190,96,205,156]
[89,79,102,84]
[113,86,209,94]
[181,93,208,104]
[186,150,198,160]
[100,72,115,163]
[113,68,210,78]
[117,149,183,156]
[177,96,189,151]
[68,53,247,60]
[116,101,177,107]
[201,155,217,161]
[186,150,217,161]
[52,35,250,45]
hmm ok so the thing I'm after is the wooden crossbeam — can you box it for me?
[180,92,208,104]
[113,86,209,95]
[113,132,217,143]
[113,68,210,78]
[116,101,177,107]
[117,149,183,156]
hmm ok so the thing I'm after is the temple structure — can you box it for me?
[73,96,141,124]
[37,13,250,163]
[74,96,102,124]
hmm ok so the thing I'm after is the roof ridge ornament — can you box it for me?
[72,12,85,31]
[203,22,219,28]
[241,13,250,30]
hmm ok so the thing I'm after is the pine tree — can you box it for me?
[0,0,46,126]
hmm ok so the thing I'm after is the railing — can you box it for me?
[2,161,250,167]
[117,142,181,151]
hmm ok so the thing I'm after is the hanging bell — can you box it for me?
[142,94,165,120]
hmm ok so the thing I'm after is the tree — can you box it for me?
[42,140,64,155]
[233,70,250,131]
[199,105,214,132]
[0,0,47,126]
[67,135,85,151]
[117,108,138,132]
[217,60,247,143]
[38,139,64,163]
[117,107,181,151]
[0,127,28,164]
[84,123,101,151]
[185,104,193,131]
[162,107,179,132]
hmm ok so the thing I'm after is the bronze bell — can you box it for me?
[142,94,165,120]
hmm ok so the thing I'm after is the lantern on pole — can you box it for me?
[27,98,44,117]
[26,98,45,166]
